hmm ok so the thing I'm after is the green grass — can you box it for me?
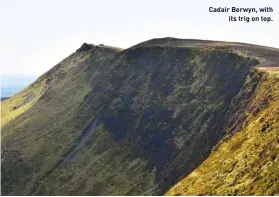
[1,81,44,127]
[166,70,279,196]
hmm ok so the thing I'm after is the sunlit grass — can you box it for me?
[166,70,279,196]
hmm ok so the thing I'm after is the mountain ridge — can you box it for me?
[1,37,279,195]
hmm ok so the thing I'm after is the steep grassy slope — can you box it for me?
[1,38,278,195]
[1,43,121,195]
[166,69,279,196]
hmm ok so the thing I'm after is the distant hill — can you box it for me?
[1,38,279,195]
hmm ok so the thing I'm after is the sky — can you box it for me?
[0,0,278,75]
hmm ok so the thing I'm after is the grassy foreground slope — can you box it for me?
[1,38,279,195]
[166,69,279,196]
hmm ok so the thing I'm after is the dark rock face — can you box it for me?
[76,43,94,52]
[88,47,259,194]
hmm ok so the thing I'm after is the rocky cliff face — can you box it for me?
[1,38,279,195]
